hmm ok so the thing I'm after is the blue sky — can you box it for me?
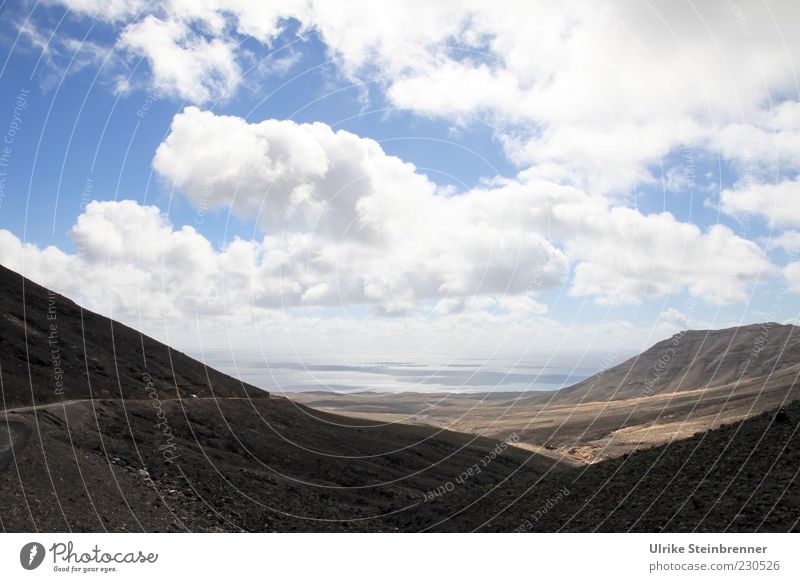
[0,10,515,250]
[0,1,799,360]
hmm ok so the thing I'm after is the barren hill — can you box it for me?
[293,325,800,463]
[0,264,556,532]
[552,323,800,404]
[0,264,267,407]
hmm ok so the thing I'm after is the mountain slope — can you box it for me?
[551,323,800,404]
[420,399,800,532]
[0,264,267,408]
[0,263,558,532]
[0,397,558,532]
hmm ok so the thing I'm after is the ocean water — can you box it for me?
[197,352,614,394]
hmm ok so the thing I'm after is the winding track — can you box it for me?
[0,420,29,473]
[0,400,92,474]
[0,396,269,473]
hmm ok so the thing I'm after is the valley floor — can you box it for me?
[289,370,800,465]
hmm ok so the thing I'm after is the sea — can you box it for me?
[195,351,625,394]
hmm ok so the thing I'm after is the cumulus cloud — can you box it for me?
[0,103,770,327]
[51,0,800,194]
[59,0,310,102]
[153,107,571,313]
[661,308,690,328]
[721,179,800,228]
[0,193,564,322]
[717,101,800,177]
[567,212,770,305]
[470,171,772,305]
[119,16,241,103]
[152,108,771,308]
[59,0,150,22]
[306,0,800,195]
[1,201,281,322]
[713,102,800,229]
[783,262,800,294]
[0,217,737,359]
[768,231,800,253]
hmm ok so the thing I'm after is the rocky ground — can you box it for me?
[411,400,800,532]
[0,397,556,532]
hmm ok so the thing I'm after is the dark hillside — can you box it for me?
[0,264,267,408]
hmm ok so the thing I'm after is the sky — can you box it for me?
[0,0,799,367]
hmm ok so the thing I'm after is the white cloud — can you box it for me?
[497,295,548,316]
[119,15,241,103]
[721,179,800,228]
[58,0,313,102]
[152,108,771,308]
[566,212,771,305]
[783,262,800,293]
[455,169,772,305]
[0,198,773,366]
[716,101,800,177]
[661,308,690,328]
[58,0,150,22]
[2,201,279,322]
[0,200,564,362]
[768,231,800,253]
[301,0,800,195]
[0,194,564,322]
[0,102,770,330]
[0,220,741,360]
[154,107,571,311]
[51,1,800,192]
